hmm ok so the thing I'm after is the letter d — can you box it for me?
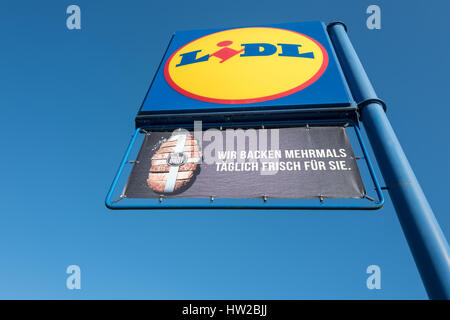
[240,43,277,57]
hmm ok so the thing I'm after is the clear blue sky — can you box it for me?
[0,0,448,299]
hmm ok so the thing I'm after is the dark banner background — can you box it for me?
[124,127,365,199]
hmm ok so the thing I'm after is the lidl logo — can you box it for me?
[164,27,329,104]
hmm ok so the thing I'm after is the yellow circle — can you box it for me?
[165,27,328,104]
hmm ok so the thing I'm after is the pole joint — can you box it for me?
[358,98,387,113]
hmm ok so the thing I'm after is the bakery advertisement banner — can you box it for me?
[124,126,366,199]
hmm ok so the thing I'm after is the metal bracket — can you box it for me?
[112,194,126,203]
[358,98,387,113]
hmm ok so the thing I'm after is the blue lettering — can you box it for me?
[240,43,277,57]
[277,43,314,58]
[176,50,209,67]
[176,43,316,66]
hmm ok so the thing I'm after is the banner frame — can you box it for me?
[105,119,384,210]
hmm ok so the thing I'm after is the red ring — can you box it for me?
[164,27,329,104]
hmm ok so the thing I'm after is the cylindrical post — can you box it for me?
[328,22,450,299]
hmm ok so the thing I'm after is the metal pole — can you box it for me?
[328,22,450,299]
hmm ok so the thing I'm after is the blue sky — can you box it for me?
[0,0,448,299]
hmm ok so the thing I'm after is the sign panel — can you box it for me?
[165,27,328,104]
[124,127,365,199]
[138,21,354,117]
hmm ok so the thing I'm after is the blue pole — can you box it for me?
[328,22,450,299]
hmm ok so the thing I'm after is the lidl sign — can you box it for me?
[165,27,328,104]
[138,21,353,117]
